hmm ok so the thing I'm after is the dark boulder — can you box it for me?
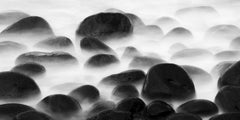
[85,54,119,68]
[11,62,46,77]
[14,111,53,120]
[112,84,139,99]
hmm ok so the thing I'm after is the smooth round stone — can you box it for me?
[0,41,27,55]
[177,99,218,117]
[87,110,131,120]
[88,100,116,117]
[230,37,240,49]
[0,71,40,101]
[80,37,114,54]
[14,111,53,120]
[0,16,54,44]
[182,65,212,84]
[142,63,195,101]
[209,113,240,120]
[121,46,141,59]
[168,43,187,54]
[37,94,81,118]
[112,84,139,99]
[129,56,165,69]
[215,50,240,61]
[162,27,193,42]
[0,103,34,120]
[167,113,202,120]
[85,54,119,68]
[205,24,240,42]
[171,48,212,61]
[15,51,78,67]
[218,60,240,88]
[76,13,133,41]
[215,86,240,112]
[143,100,175,120]
[34,36,74,51]
[101,69,145,86]
[154,17,180,33]
[125,13,144,27]
[211,61,235,77]
[0,11,29,25]
[135,25,163,37]
[11,62,46,77]
[69,85,100,103]
[116,97,145,117]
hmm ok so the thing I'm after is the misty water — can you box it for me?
[0,0,240,120]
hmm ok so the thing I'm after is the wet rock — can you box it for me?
[37,94,81,118]
[14,111,53,120]
[177,99,218,117]
[230,36,240,49]
[143,100,175,120]
[125,13,144,27]
[101,69,145,86]
[0,16,54,44]
[167,113,202,120]
[112,84,139,99]
[0,71,40,101]
[121,46,141,59]
[142,63,195,101]
[85,54,119,68]
[162,27,193,43]
[215,86,240,112]
[215,50,240,61]
[0,41,27,55]
[76,13,133,41]
[171,48,212,61]
[0,11,29,25]
[116,97,145,118]
[218,60,240,88]
[154,17,180,33]
[209,113,240,120]
[129,56,165,69]
[11,62,46,77]
[69,85,100,103]
[88,100,116,117]
[15,51,78,67]
[80,37,114,54]
[87,110,131,120]
[211,61,235,77]
[0,103,34,120]
[34,36,74,51]
[182,65,212,84]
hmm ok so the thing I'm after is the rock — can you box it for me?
[85,54,119,68]
[215,86,240,112]
[76,13,133,41]
[88,100,116,117]
[116,97,145,118]
[142,63,195,101]
[177,99,218,117]
[215,50,240,61]
[87,110,131,120]
[124,13,144,27]
[0,41,27,55]
[182,65,212,84]
[209,113,240,120]
[11,62,46,77]
[112,84,139,99]
[218,60,240,88]
[15,51,78,67]
[80,37,114,54]
[0,71,40,101]
[143,100,175,120]
[121,46,141,59]
[14,111,53,120]
[0,11,29,25]
[37,94,81,118]
[0,16,54,45]
[230,37,240,49]
[69,85,100,103]
[162,27,193,43]
[129,56,165,69]
[34,36,74,51]
[0,103,35,120]
[101,69,145,86]
[154,17,180,33]
[167,113,202,120]
[211,61,235,77]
